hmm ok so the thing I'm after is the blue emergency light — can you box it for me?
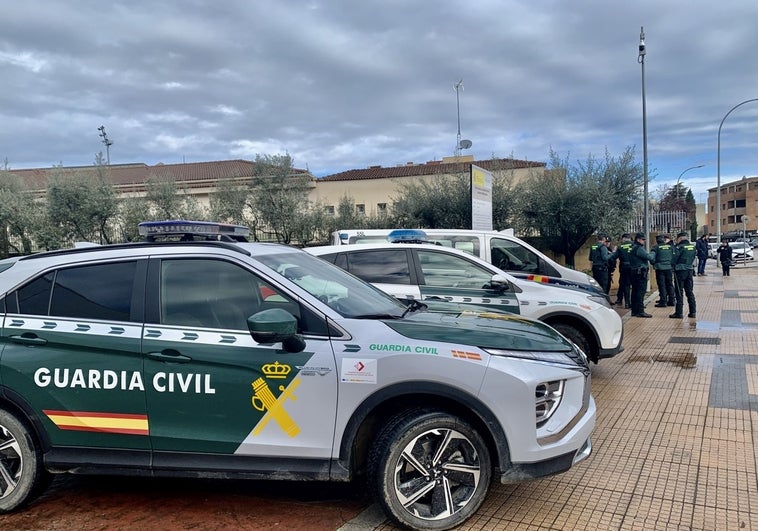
[138,220,250,242]
[387,229,428,244]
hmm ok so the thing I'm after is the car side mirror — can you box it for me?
[484,274,510,291]
[247,308,306,353]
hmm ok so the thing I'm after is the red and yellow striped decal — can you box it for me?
[43,410,149,436]
[524,274,550,283]
[451,350,483,361]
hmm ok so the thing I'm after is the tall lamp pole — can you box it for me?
[676,164,705,200]
[638,27,649,249]
[98,125,113,165]
[717,98,758,243]
[454,80,463,157]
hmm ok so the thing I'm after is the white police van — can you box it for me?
[0,221,594,530]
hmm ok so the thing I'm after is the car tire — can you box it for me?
[553,323,594,364]
[368,408,491,531]
[0,408,50,513]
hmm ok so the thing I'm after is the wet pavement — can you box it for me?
[366,259,758,530]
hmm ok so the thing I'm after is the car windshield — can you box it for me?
[254,248,407,319]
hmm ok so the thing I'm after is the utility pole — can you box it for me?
[638,27,649,250]
[98,125,113,165]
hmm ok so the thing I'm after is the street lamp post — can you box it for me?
[717,98,758,243]
[98,125,113,165]
[742,215,750,266]
[638,27,649,250]
[454,80,465,157]
[676,164,705,200]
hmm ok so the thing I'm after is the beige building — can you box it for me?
[310,155,545,216]
[706,175,758,236]
[9,156,546,218]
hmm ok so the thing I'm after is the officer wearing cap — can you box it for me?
[609,233,633,308]
[652,234,676,308]
[671,231,697,319]
[588,234,611,293]
[628,232,655,317]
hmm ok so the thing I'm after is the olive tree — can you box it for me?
[512,147,641,267]
[247,154,314,244]
[45,164,119,244]
[0,164,37,257]
[390,158,518,230]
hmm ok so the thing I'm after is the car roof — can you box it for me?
[0,241,303,289]
[307,242,581,296]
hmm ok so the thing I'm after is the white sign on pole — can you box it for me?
[471,164,493,231]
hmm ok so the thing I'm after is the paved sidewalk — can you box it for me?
[365,258,758,530]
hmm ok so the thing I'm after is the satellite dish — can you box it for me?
[459,139,472,149]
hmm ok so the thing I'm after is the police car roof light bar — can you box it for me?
[387,229,429,244]
[138,220,250,242]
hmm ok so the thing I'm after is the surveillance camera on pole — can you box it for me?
[98,125,114,165]
[453,80,474,157]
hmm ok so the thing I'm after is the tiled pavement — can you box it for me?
[353,258,758,530]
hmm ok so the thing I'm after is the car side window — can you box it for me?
[15,272,54,315]
[345,250,411,285]
[158,258,329,336]
[427,236,480,256]
[13,262,137,321]
[417,250,493,289]
[161,259,270,330]
[490,238,539,273]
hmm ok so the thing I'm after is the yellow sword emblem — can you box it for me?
[251,377,300,437]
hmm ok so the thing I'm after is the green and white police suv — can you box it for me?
[0,221,594,530]
[308,232,623,365]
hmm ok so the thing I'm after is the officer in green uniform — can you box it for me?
[671,231,697,319]
[629,232,655,317]
[610,233,633,308]
[652,234,676,307]
[588,234,611,294]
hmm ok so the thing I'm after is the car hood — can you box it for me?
[383,310,573,352]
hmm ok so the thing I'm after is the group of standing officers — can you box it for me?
[589,231,697,319]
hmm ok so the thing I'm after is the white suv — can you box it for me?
[0,222,594,530]
[308,242,624,364]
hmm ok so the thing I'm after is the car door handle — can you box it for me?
[8,333,48,346]
[147,350,192,363]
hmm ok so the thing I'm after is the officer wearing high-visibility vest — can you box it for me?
[610,233,633,308]
[652,234,676,307]
[588,234,611,294]
[629,232,655,317]
[671,231,697,319]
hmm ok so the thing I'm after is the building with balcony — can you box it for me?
[706,176,758,237]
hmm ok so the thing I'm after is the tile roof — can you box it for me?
[7,159,310,191]
[6,157,546,191]
[318,157,545,182]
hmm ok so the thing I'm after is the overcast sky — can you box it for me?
[2,1,757,201]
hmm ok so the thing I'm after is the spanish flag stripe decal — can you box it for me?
[43,410,149,436]
[451,350,482,361]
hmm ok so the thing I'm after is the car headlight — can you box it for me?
[483,348,578,367]
[587,294,611,308]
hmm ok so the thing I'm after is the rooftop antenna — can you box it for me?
[98,125,113,165]
[454,79,472,157]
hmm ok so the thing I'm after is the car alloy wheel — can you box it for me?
[370,408,491,530]
[0,409,49,513]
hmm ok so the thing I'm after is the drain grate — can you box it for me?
[669,337,720,345]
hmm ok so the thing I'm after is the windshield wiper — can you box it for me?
[401,300,428,318]
[352,313,402,320]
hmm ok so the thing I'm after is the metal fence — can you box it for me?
[628,210,689,235]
